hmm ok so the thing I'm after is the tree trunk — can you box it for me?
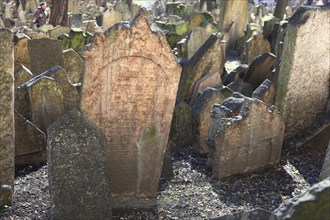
[50,0,68,27]
[274,0,289,20]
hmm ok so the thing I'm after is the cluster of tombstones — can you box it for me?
[0,0,329,219]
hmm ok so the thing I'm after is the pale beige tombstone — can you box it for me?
[208,97,285,179]
[14,33,31,70]
[63,48,84,84]
[218,0,249,52]
[103,8,122,29]
[275,7,330,139]
[186,27,211,59]
[0,28,15,208]
[81,9,181,206]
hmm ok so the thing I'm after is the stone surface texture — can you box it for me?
[48,110,112,220]
[208,96,285,179]
[275,6,330,139]
[0,28,14,208]
[81,9,181,201]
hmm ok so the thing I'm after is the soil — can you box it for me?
[0,144,325,220]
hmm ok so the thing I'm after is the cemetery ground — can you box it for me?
[0,143,324,219]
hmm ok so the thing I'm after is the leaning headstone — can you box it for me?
[275,6,330,139]
[218,0,248,52]
[14,33,31,71]
[186,27,211,59]
[48,110,112,219]
[20,66,78,133]
[241,32,271,64]
[103,8,122,29]
[208,95,284,179]
[252,79,275,107]
[273,178,330,220]
[25,0,37,14]
[63,48,84,84]
[178,34,225,103]
[167,101,193,154]
[320,141,330,180]
[81,9,181,207]
[227,78,254,97]
[192,87,229,154]
[0,18,4,28]
[0,28,14,209]
[15,112,46,165]
[48,25,70,39]
[244,52,276,90]
[189,71,222,107]
[27,38,64,75]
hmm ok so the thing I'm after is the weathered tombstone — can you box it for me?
[14,65,46,165]
[20,66,78,133]
[27,38,64,75]
[167,101,193,153]
[70,14,83,28]
[227,78,254,97]
[275,7,330,139]
[207,95,284,179]
[223,64,249,86]
[0,28,14,209]
[252,79,275,107]
[48,25,70,39]
[189,71,222,107]
[103,9,122,29]
[241,32,271,64]
[178,34,225,104]
[63,48,84,84]
[273,178,330,220]
[192,87,230,154]
[81,9,181,207]
[218,0,248,52]
[244,52,276,90]
[320,141,330,180]
[186,27,211,59]
[15,112,46,165]
[48,110,112,219]
[14,33,31,71]
[0,18,4,28]
[25,0,37,14]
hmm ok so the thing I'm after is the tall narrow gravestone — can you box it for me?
[81,9,182,207]
[275,6,330,139]
[0,28,14,208]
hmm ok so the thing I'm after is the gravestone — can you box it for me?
[208,95,284,179]
[0,28,14,209]
[244,52,276,90]
[275,6,330,139]
[25,0,37,14]
[59,28,93,52]
[192,87,229,154]
[167,101,193,153]
[14,33,31,71]
[14,65,46,165]
[186,27,211,59]
[27,38,64,75]
[48,25,70,39]
[103,9,122,29]
[63,48,84,84]
[227,78,254,97]
[218,0,248,52]
[20,66,78,134]
[81,9,181,207]
[70,14,83,28]
[252,79,275,107]
[15,112,46,165]
[242,32,271,64]
[48,110,112,219]
[178,34,225,104]
[189,71,222,107]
